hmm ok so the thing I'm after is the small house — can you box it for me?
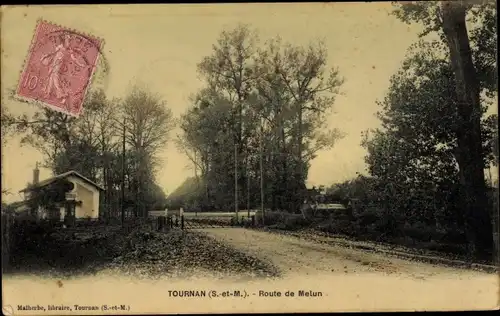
[19,167,105,221]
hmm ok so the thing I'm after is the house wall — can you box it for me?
[67,175,100,219]
[48,175,100,219]
[75,183,93,218]
[60,206,66,221]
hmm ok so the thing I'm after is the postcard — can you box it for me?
[1,2,498,314]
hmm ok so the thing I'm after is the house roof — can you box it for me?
[11,200,30,211]
[8,200,27,207]
[19,170,105,193]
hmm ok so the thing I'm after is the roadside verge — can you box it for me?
[256,227,499,274]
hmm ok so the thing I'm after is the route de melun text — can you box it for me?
[168,290,323,298]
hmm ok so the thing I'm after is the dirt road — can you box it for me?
[200,228,491,278]
[199,228,498,310]
[3,227,498,312]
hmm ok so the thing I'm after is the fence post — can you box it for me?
[2,214,10,270]
[181,215,185,230]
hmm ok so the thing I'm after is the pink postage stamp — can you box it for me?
[16,20,103,117]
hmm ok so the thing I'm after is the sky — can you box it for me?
[1,3,496,203]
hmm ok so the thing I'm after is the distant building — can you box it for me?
[302,185,347,219]
[18,167,104,221]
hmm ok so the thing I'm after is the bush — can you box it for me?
[441,228,467,244]
[259,210,284,226]
[242,218,254,228]
[75,218,101,228]
[230,216,238,226]
[259,205,473,258]
[258,210,311,230]
[402,222,449,243]
[8,220,58,258]
[318,218,356,236]
[356,208,381,226]
[283,214,310,230]
[105,217,122,225]
[423,241,468,255]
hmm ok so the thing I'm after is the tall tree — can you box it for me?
[177,26,344,214]
[197,24,260,214]
[440,0,493,257]
[3,86,172,219]
[121,85,175,217]
[390,0,497,258]
[253,37,344,211]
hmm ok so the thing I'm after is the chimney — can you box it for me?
[33,162,40,185]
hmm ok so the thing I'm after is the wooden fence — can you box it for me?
[1,213,14,270]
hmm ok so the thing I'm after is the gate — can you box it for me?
[182,212,256,229]
[149,210,257,229]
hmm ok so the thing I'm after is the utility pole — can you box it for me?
[488,163,493,187]
[194,151,198,217]
[121,117,126,226]
[234,142,239,222]
[260,117,265,225]
[247,161,250,219]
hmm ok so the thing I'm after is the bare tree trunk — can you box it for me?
[121,118,126,224]
[103,166,108,219]
[101,141,109,220]
[247,158,251,218]
[441,0,493,260]
[295,101,304,213]
[281,126,288,211]
[234,142,238,220]
[260,117,265,224]
[270,142,278,211]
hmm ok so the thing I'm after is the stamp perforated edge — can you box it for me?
[14,18,42,100]
[13,18,106,118]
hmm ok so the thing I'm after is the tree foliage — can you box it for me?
[176,25,344,213]
[356,1,498,258]
[3,86,173,218]
[393,0,497,96]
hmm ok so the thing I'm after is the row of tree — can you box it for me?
[2,86,174,218]
[329,1,498,260]
[174,25,344,213]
